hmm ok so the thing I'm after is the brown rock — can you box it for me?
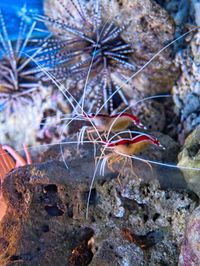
[179,206,200,266]
[0,133,196,266]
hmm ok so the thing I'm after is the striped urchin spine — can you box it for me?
[0,11,44,113]
[36,0,137,113]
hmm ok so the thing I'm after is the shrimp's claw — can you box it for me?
[138,122,147,130]
[159,144,166,150]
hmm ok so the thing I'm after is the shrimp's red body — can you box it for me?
[83,112,146,132]
[105,134,164,155]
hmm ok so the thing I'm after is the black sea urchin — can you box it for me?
[36,0,138,113]
[0,11,44,113]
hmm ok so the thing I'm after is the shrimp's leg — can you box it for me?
[116,157,127,190]
[107,154,123,172]
[23,144,32,164]
[116,172,122,189]
[96,152,115,176]
[86,128,103,142]
[77,126,90,154]
[142,159,153,178]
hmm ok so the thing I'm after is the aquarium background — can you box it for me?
[0,0,44,39]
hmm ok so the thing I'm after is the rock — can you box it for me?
[179,206,200,266]
[0,135,197,266]
[172,31,200,143]
[40,132,183,190]
[155,0,190,27]
[89,235,143,266]
[178,124,200,197]
[131,99,166,132]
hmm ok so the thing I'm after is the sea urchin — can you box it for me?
[36,0,139,113]
[0,11,44,113]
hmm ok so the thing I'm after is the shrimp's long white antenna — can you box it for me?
[116,152,200,172]
[97,26,200,114]
[21,51,103,141]
[86,143,107,219]
[19,52,108,171]
[0,139,106,165]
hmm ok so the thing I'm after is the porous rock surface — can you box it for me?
[131,99,166,132]
[0,134,197,266]
[179,206,200,266]
[173,31,200,143]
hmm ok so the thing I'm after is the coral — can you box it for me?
[40,0,177,113]
[0,11,62,148]
[0,82,70,149]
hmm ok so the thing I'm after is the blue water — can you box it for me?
[0,0,44,39]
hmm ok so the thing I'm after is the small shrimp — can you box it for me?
[104,134,164,155]
[78,112,146,144]
[85,113,146,131]
[99,134,165,177]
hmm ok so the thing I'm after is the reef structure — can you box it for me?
[172,30,200,143]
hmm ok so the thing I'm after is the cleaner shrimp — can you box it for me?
[23,24,200,221]
[77,111,146,145]
[97,132,165,189]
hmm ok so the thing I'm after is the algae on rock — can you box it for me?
[178,124,200,197]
